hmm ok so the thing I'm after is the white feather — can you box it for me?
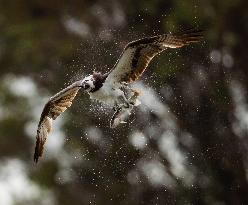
[89,82,122,106]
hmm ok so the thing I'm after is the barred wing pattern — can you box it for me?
[106,30,203,84]
[34,81,82,163]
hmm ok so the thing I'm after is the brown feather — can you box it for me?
[34,81,82,163]
[106,30,203,84]
[34,117,52,163]
[125,30,203,82]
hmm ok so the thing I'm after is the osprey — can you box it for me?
[34,29,203,162]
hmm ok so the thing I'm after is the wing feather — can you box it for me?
[106,30,203,84]
[34,81,82,163]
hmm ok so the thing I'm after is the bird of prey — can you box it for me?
[34,29,203,163]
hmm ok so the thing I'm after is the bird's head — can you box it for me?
[81,75,95,92]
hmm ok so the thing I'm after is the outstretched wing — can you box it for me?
[106,30,203,84]
[34,80,83,163]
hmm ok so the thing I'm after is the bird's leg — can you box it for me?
[110,88,139,128]
[112,91,130,111]
[111,95,129,128]
[120,83,137,106]
[113,101,121,112]
[117,83,141,108]
[117,93,130,108]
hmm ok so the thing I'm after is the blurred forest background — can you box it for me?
[1,0,248,204]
